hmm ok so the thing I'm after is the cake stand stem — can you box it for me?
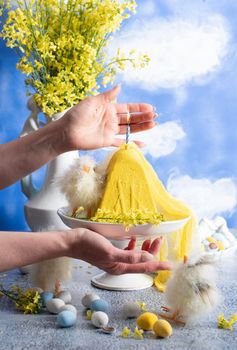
[91,239,154,291]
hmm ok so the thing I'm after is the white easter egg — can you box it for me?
[91,311,109,328]
[60,304,77,315]
[46,298,65,314]
[81,293,100,308]
[122,302,141,318]
[58,290,72,304]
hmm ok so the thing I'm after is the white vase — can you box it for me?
[20,98,78,291]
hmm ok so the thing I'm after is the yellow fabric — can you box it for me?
[154,270,171,292]
[95,142,197,286]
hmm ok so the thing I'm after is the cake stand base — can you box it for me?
[91,272,154,291]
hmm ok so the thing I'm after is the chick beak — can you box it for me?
[183,255,188,264]
[83,165,91,173]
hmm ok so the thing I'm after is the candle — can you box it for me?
[126,111,130,144]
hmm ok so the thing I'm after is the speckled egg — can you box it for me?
[58,290,72,304]
[153,319,173,338]
[90,299,109,313]
[59,304,77,315]
[40,292,54,306]
[122,302,141,318]
[91,311,109,328]
[46,298,65,314]
[81,293,100,308]
[136,312,158,331]
[57,310,77,328]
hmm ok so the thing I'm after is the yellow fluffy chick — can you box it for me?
[59,156,105,218]
[159,254,220,324]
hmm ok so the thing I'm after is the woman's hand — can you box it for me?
[59,85,157,152]
[68,229,171,275]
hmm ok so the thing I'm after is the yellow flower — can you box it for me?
[218,314,237,330]
[133,327,144,340]
[1,0,150,116]
[121,327,131,338]
[136,301,147,311]
[0,285,42,314]
[90,208,163,229]
[86,310,92,320]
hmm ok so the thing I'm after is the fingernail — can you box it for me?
[141,251,154,262]
[152,106,157,112]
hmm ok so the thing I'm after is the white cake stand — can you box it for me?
[58,207,190,291]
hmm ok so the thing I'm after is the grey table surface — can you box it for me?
[0,252,237,350]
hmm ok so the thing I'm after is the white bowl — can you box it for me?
[57,207,191,240]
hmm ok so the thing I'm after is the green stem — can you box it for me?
[0,289,17,302]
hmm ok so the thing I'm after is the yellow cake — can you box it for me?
[92,142,197,262]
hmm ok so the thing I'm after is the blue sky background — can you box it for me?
[0,0,236,231]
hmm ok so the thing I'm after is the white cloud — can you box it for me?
[113,15,230,90]
[167,174,237,219]
[131,121,185,158]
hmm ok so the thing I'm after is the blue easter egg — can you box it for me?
[212,233,230,248]
[40,292,54,306]
[57,311,77,328]
[90,299,109,313]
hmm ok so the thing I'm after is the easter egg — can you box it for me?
[122,302,141,318]
[136,312,158,331]
[60,304,77,315]
[153,319,173,338]
[91,311,109,328]
[90,299,109,313]
[208,242,218,252]
[40,292,54,306]
[202,239,209,246]
[32,287,44,294]
[46,298,65,314]
[57,310,77,328]
[81,293,100,308]
[58,290,72,304]
[207,236,218,244]
[212,233,230,248]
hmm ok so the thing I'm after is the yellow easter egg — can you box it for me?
[207,237,217,244]
[153,319,173,338]
[136,312,158,331]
